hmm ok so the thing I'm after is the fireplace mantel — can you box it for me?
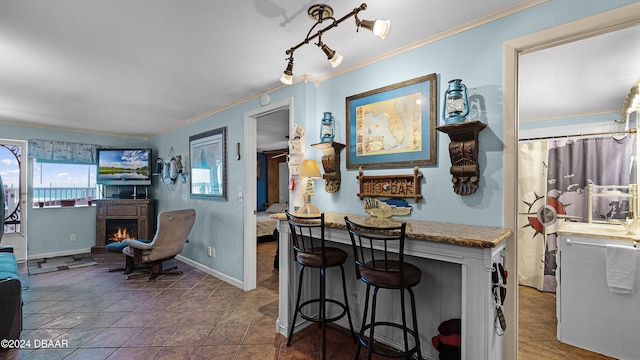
[92,199,154,253]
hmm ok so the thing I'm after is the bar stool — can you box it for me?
[344,216,422,360]
[285,211,356,360]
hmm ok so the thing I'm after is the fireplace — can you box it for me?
[93,199,154,253]
[106,219,138,244]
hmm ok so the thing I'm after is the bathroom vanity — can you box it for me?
[557,222,640,359]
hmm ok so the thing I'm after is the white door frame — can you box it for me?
[243,97,293,290]
[502,4,640,358]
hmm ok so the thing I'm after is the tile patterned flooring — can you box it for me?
[1,241,619,360]
[1,241,369,360]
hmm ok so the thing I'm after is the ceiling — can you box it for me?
[0,0,529,138]
[519,24,640,123]
[0,1,637,141]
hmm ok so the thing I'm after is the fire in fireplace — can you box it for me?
[106,219,138,244]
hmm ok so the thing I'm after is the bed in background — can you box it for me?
[257,203,287,242]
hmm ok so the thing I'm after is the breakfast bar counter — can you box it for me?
[273,212,512,359]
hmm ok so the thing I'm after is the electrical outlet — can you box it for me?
[70,234,77,242]
[207,247,212,257]
[351,290,360,304]
[211,248,216,258]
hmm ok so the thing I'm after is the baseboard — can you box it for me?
[28,248,92,260]
[175,254,243,289]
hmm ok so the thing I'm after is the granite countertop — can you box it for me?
[271,212,512,248]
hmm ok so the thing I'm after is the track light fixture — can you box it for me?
[318,40,343,68]
[280,3,390,85]
[280,57,294,85]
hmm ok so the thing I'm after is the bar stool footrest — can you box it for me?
[359,321,420,358]
[297,298,348,324]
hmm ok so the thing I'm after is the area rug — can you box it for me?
[27,253,97,275]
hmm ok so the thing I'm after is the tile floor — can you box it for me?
[1,241,372,360]
[518,285,616,359]
[4,242,617,360]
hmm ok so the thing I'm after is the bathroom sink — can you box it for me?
[559,221,633,238]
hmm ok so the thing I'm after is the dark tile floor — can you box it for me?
[1,241,373,360]
[6,242,614,359]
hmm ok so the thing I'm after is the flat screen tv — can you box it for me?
[96,148,152,186]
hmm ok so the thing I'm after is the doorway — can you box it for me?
[243,98,293,290]
[0,139,27,261]
[503,4,640,358]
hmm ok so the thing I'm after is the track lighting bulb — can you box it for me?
[320,43,343,68]
[280,60,294,85]
[359,18,390,39]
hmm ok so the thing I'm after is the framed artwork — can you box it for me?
[189,127,227,200]
[346,73,437,169]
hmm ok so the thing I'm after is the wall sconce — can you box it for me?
[436,120,487,195]
[311,141,345,193]
[443,79,469,125]
[297,159,322,215]
[280,3,390,85]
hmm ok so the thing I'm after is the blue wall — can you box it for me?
[1,0,635,280]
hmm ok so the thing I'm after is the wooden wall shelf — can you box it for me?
[356,167,423,203]
[311,141,345,193]
[436,120,487,196]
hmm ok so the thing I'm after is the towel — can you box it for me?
[606,244,637,294]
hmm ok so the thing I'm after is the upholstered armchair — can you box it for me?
[123,209,196,281]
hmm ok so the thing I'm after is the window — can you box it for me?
[32,160,97,207]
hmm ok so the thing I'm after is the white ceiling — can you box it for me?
[519,24,640,123]
[0,0,530,138]
[0,1,636,141]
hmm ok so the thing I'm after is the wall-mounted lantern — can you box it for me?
[442,79,469,125]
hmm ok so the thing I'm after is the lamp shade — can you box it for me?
[360,19,391,40]
[299,160,321,179]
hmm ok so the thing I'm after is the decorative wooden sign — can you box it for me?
[356,166,423,203]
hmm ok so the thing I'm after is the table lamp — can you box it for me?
[298,159,322,215]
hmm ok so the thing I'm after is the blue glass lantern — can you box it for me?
[320,112,335,142]
[442,79,469,125]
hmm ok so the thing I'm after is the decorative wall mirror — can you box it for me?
[189,127,228,201]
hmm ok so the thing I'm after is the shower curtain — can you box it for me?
[518,135,634,292]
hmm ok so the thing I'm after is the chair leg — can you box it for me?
[320,267,326,360]
[408,287,422,360]
[400,287,409,355]
[339,265,356,343]
[287,265,306,346]
[355,283,371,360]
[125,262,181,281]
[367,286,379,360]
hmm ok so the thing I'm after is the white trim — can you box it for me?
[28,248,92,260]
[176,254,243,288]
[503,3,640,359]
[243,98,293,291]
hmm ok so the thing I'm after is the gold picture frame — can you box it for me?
[346,73,437,169]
